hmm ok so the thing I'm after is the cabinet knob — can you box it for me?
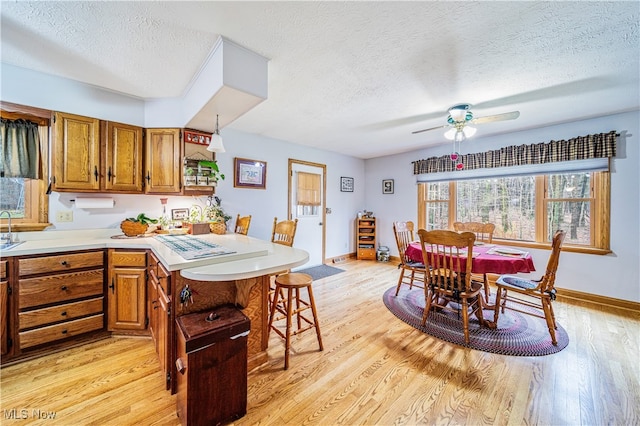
[61,261,68,266]
[61,311,67,317]
[60,285,68,291]
[61,329,68,334]
[94,166,99,182]
[108,167,114,181]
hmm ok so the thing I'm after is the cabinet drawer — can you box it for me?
[19,251,103,276]
[112,251,146,267]
[19,269,104,309]
[0,259,6,279]
[19,297,104,330]
[19,313,104,349]
[357,249,376,259]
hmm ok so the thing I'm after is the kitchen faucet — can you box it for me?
[0,211,13,244]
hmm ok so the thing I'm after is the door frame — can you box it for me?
[288,159,327,265]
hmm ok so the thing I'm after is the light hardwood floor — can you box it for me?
[1,260,639,425]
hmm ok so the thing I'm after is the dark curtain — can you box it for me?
[412,131,617,175]
[0,118,41,179]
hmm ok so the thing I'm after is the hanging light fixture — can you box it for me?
[443,105,477,170]
[206,114,225,153]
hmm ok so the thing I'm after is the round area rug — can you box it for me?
[383,286,569,356]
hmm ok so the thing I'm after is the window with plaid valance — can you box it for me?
[412,131,617,181]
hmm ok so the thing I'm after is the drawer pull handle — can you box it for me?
[61,329,68,334]
[61,261,68,266]
[61,311,67,317]
[61,286,68,291]
[109,278,115,294]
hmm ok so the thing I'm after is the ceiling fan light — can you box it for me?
[444,128,457,140]
[448,104,469,122]
[206,114,226,152]
[454,130,466,143]
[463,126,477,138]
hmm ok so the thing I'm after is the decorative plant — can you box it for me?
[204,196,231,223]
[198,160,225,182]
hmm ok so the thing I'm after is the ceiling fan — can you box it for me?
[412,103,520,169]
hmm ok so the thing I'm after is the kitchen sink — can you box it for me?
[0,241,24,251]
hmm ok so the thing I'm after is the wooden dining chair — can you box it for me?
[392,221,425,296]
[418,229,490,344]
[453,221,496,300]
[271,217,298,247]
[493,229,566,345]
[234,214,252,235]
[269,217,299,311]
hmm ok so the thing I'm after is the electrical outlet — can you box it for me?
[56,211,73,222]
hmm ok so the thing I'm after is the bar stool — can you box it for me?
[268,272,323,370]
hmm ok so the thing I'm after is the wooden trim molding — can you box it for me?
[556,287,640,315]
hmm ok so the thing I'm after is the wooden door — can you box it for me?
[144,128,182,194]
[104,121,143,192]
[52,112,101,191]
[107,267,147,331]
[1,259,8,356]
[157,284,171,390]
[147,276,158,344]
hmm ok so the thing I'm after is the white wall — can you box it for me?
[365,110,640,303]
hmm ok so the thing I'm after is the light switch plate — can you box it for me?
[56,211,73,222]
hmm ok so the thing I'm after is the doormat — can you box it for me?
[295,264,345,281]
[383,286,569,356]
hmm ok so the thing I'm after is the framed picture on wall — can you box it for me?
[171,208,189,221]
[340,176,354,192]
[234,157,267,189]
[382,179,394,194]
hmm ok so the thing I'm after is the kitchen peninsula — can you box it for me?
[0,229,308,392]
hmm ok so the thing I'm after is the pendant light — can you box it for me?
[206,114,225,153]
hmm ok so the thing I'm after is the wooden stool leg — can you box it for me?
[267,284,280,338]
[306,285,323,351]
[284,287,294,370]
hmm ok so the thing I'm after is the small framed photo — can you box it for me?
[234,157,267,189]
[382,179,394,194]
[171,208,189,221]
[340,176,354,192]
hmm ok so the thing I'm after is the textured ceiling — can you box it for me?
[1,1,638,159]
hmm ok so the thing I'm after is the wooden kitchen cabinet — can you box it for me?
[52,112,144,193]
[103,121,144,192]
[107,250,147,333]
[145,128,182,194]
[52,112,101,191]
[17,250,105,352]
[1,259,11,358]
[147,251,172,390]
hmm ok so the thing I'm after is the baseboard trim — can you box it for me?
[556,287,640,313]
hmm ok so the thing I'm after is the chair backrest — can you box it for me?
[271,217,298,247]
[453,221,495,243]
[393,221,415,264]
[539,230,566,293]
[417,229,476,294]
[234,214,252,235]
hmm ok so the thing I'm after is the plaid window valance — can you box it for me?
[412,131,617,175]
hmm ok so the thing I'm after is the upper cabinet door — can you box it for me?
[144,128,182,194]
[104,122,143,192]
[52,112,101,191]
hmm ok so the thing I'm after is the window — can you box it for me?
[418,172,610,253]
[0,104,51,231]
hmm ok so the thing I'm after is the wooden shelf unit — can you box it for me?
[356,217,377,260]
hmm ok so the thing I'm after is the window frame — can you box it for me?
[418,172,610,255]
[0,103,51,232]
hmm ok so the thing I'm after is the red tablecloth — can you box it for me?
[405,242,536,275]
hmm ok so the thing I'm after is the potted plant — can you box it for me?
[204,196,231,234]
[198,160,225,186]
[184,167,197,186]
[120,213,158,237]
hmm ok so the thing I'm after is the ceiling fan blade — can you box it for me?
[411,123,449,135]
[470,111,520,125]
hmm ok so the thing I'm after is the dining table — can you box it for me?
[405,242,536,276]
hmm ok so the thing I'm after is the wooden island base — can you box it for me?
[173,273,270,372]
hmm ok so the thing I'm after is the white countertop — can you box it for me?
[0,229,309,281]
